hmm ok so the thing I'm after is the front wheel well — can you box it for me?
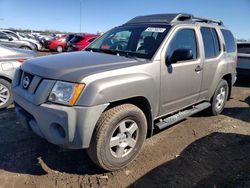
[20,46,32,50]
[221,74,232,100]
[106,97,153,138]
[0,76,12,83]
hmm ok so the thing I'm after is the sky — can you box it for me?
[0,0,250,39]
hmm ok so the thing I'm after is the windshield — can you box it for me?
[86,25,171,59]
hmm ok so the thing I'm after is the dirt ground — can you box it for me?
[0,58,249,187]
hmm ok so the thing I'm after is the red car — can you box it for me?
[46,36,67,52]
[67,34,99,51]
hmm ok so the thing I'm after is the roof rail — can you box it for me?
[192,16,223,26]
[170,14,223,26]
[125,13,223,26]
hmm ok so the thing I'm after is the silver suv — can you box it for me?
[12,13,237,171]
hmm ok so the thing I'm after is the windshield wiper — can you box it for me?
[85,48,118,55]
[85,48,143,60]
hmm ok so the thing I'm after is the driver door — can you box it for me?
[159,27,203,115]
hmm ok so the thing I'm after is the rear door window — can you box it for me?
[221,29,236,53]
[200,27,221,59]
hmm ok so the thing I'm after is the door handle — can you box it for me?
[195,65,203,72]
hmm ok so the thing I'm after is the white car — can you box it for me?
[0,30,42,50]
[237,42,250,76]
[0,44,36,108]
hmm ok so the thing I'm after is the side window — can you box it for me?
[200,27,221,59]
[237,43,250,54]
[221,29,236,53]
[167,29,197,61]
[211,29,221,56]
[0,32,9,40]
[6,32,18,39]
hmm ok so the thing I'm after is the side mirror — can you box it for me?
[8,37,13,41]
[166,48,193,65]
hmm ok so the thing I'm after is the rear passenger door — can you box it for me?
[198,27,223,101]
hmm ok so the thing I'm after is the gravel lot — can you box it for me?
[0,52,249,187]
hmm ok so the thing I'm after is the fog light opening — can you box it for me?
[50,123,66,139]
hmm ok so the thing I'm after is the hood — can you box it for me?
[22,51,146,82]
[0,46,36,61]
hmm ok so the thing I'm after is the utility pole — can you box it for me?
[80,1,82,34]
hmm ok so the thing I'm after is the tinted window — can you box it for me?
[0,32,9,40]
[201,27,221,58]
[211,29,221,56]
[237,43,250,54]
[66,34,75,43]
[221,29,236,53]
[167,29,197,61]
[5,32,18,39]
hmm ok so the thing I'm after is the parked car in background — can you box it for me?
[0,32,36,51]
[66,34,75,44]
[13,13,237,171]
[237,42,250,76]
[45,36,66,52]
[67,34,99,51]
[0,44,35,109]
[0,30,42,50]
[38,35,56,49]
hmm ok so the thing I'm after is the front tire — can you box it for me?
[0,79,13,109]
[209,79,229,116]
[87,104,147,171]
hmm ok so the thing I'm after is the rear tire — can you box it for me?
[209,79,229,116]
[87,104,147,171]
[56,46,63,53]
[0,79,13,109]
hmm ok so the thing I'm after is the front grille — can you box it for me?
[13,69,56,106]
[20,70,41,94]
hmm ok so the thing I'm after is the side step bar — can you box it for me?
[155,102,211,130]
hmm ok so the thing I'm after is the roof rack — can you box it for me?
[125,13,223,26]
[191,16,223,26]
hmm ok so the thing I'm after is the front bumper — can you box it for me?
[12,68,109,149]
[14,93,108,149]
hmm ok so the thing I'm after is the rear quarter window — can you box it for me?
[221,29,236,53]
[200,27,221,59]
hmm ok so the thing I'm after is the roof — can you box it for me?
[125,13,223,26]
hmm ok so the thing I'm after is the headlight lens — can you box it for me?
[48,81,85,106]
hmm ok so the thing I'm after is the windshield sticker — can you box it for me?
[145,27,166,33]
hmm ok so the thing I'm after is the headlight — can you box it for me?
[48,81,85,106]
